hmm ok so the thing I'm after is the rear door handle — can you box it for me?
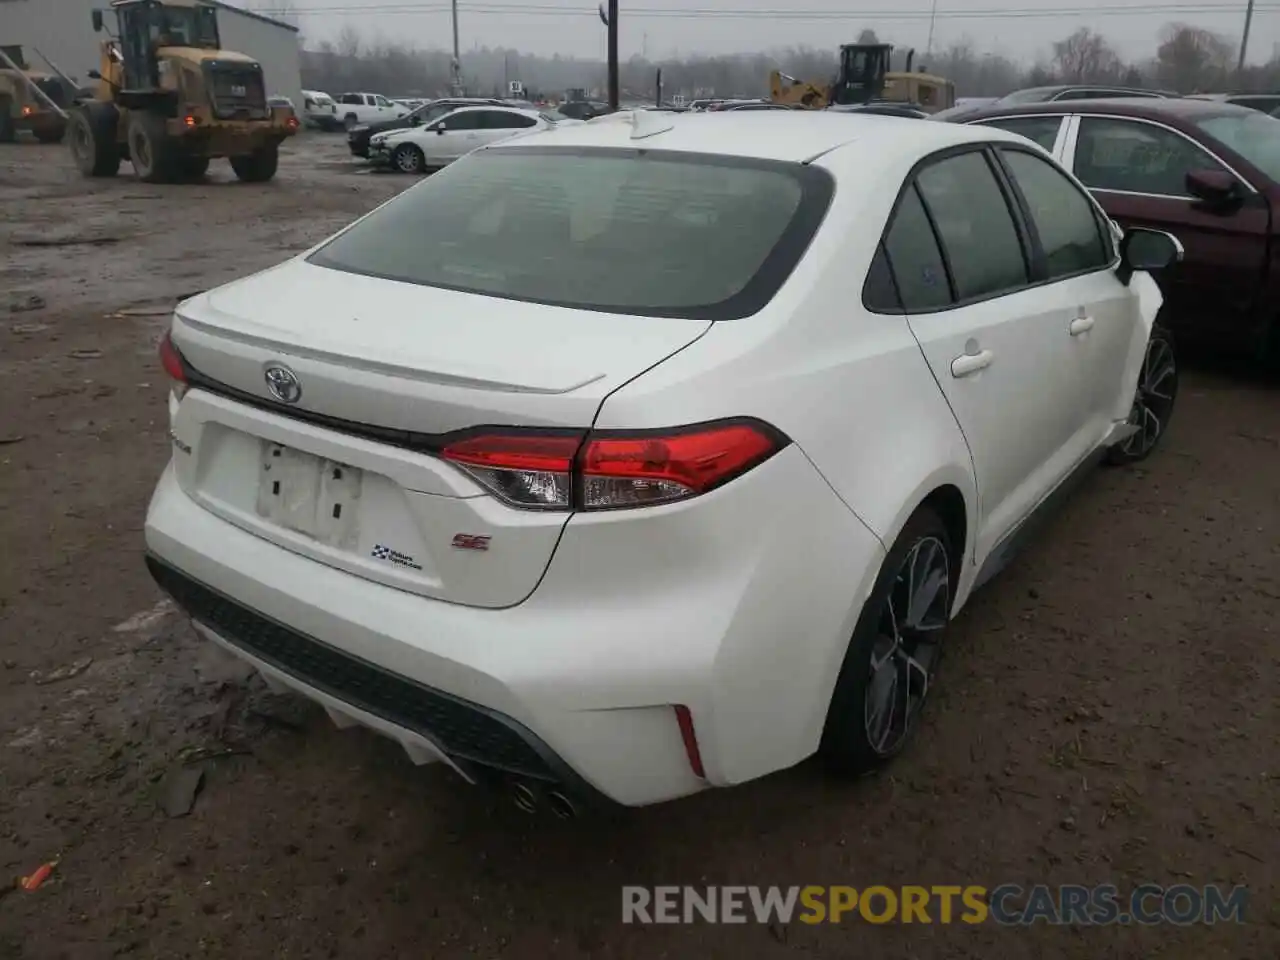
[1069,316,1095,336]
[951,349,994,378]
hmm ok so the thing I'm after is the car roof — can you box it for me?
[957,96,1254,125]
[487,109,1032,164]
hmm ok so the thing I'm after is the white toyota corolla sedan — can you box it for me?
[145,110,1180,815]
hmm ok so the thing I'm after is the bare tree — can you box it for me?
[1155,23,1234,92]
[1052,28,1118,83]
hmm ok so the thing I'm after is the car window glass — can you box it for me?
[882,184,952,311]
[339,94,359,105]
[483,111,535,129]
[916,151,1028,301]
[375,95,390,106]
[1000,148,1110,278]
[976,116,1062,151]
[1074,117,1228,197]
[862,243,902,313]
[441,111,483,131]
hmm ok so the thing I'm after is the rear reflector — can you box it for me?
[673,705,706,779]
[439,419,786,511]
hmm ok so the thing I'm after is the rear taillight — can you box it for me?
[439,419,786,511]
[159,331,188,400]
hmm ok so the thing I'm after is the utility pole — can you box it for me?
[608,0,619,111]
[1237,0,1254,77]
[925,0,940,59]
[451,0,462,94]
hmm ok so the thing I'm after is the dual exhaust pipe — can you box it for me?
[510,780,578,820]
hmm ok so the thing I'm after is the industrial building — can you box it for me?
[0,0,302,109]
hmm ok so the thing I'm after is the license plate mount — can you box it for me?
[255,442,362,548]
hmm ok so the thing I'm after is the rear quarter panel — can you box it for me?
[593,148,978,595]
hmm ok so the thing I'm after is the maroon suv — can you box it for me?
[949,97,1280,363]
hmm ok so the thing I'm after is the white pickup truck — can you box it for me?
[333,92,409,130]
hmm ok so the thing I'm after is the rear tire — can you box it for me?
[176,153,210,181]
[67,103,120,177]
[820,506,955,776]
[33,122,66,144]
[0,98,15,143]
[229,143,278,182]
[1105,324,1178,465]
[126,111,178,183]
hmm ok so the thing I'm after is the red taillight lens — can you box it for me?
[440,432,584,509]
[159,332,188,396]
[581,422,780,509]
[439,419,785,511]
[673,705,706,779]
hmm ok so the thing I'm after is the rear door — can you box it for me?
[1065,113,1269,337]
[428,110,485,164]
[891,147,1096,560]
[477,109,539,147]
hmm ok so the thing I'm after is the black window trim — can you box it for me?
[988,143,1120,284]
[306,145,837,322]
[863,140,1124,317]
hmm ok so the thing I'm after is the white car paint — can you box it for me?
[145,112,1169,809]
[369,105,558,171]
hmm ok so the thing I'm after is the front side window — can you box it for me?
[916,150,1029,301]
[438,110,483,131]
[976,116,1063,152]
[1000,148,1110,278]
[1194,110,1280,182]
[1074,117,1229,197]
[308,148,832,320]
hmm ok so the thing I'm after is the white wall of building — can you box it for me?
[0,0,301,106]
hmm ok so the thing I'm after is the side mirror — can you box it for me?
[1186,168,1241,207]
[87,69,102,80]
[1117,227,1183,285]
[435,124,447,134]
[91,9,104,32]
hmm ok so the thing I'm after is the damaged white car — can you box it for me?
[144,112,1179,814]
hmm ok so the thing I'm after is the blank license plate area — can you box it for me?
[255,442,362,548]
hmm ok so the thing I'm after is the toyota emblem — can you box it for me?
[264,363,302,404]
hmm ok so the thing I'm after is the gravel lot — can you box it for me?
[1,133,1277,960]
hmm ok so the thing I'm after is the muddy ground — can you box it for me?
[1,134,1277,960]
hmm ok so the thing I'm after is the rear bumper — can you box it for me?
[144,441,884,806]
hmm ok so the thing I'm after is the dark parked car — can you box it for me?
[953,97,1280,363]
[346,96,503,158]
[557,99,611,120]
[934,85,1178,122]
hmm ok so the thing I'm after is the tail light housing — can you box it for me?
[158,331,188,401]
[439,418,787,511]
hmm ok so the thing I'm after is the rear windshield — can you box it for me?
[307,147,833,320]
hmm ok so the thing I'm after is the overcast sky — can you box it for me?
[258,0,1278,66]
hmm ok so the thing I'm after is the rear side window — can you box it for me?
[484,111,537,129]
[309,148,833,320]
[976,116,1062,152]
[916,151,1028,301]
[999,148,1110,278]
[881,184,952,311]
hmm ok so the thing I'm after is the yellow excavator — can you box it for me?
[0,44,72,143]
[770,43,955,114]
[67,0,297,183]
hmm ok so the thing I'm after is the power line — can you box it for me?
[259,0,1273,16]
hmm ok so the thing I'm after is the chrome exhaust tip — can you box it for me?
[546,791,577,820]
[511,781,538,814]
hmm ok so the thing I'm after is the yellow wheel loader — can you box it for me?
[68,0,298,183]
[769,43,956,114]
[0,45,72,143]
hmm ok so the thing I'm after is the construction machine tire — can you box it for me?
[126,111,178,183]
[177,153,210,181]
[230,143,278,183]
[34,122,67,144]
[0,98,15,143]
[67,103,120,177]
